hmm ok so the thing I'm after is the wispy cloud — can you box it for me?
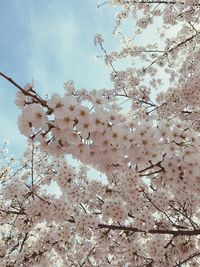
[25,0,116,94]
[27,2,80,93]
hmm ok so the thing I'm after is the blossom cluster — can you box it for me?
[1,0,200,266]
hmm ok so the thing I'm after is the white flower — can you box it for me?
[24,104,47,129]
[76,117,96,138]
[15,91,26,109]
[75,106,90,121]
[17,114,32,136]
[47,94,67,118]
[57,113,75,129]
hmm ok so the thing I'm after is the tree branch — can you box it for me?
[0,72,49,109]
[97,223,200,236]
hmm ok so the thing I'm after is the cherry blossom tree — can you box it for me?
[1,0,200,266]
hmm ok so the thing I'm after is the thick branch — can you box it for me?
[97,223,200,236]
[67,217,200,236]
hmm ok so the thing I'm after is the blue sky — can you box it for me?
[0,0,120,156]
